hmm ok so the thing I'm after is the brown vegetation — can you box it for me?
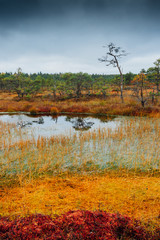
[0,91,160,117]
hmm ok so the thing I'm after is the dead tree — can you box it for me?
[99,43,127,103]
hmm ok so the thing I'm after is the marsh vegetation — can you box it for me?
[0,64,160,237]
[0,114,160,237]
[0,115,159,184]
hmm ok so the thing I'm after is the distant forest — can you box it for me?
[0,70,136,99]
[0,58,159,107]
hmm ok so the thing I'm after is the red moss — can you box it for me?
[0,210,155,240]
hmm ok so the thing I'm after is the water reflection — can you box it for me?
[65,117,94,131]
[51,116,58,123]
[17,116,44,128]
[0,114,118,139]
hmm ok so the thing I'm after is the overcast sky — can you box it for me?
[0,0,160,74]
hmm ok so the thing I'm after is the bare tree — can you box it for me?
[99,43,127,103]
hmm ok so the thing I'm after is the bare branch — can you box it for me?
[98,42,128,103]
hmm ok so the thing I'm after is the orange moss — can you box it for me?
[0,175,160,229]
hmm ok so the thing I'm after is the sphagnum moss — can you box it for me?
[0,175,160,229]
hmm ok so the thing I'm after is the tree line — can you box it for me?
[0,68,134,99]
[0,42,159,107]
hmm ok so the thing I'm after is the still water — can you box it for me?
[1,114,159,172]
[0,114,119,140]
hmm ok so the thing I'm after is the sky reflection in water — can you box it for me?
[0,114,119,140]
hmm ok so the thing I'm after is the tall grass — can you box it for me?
[0,117,159,186]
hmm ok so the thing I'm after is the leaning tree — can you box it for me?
[99,43,127,103]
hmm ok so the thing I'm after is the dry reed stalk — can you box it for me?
[0,116,160,186]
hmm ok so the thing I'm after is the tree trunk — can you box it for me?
[120,75,124,103]
[115,57,124,103]
[140,84,144,107]
[156,82,159,93]
[76,83,81,98]
[152,89,155,104]
[141,100,145,107]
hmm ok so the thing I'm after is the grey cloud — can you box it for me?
[0,0,39,19]
[0,0,160,74]
[1,0,160,24]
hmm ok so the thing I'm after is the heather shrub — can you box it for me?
[50,107,59,115]
[0,210,154,240]
[29,107,38,115]
[25,94,32,101]
[7,108,15,112]
[38,105,51,113]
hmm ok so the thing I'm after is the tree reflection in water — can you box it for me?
[65,117,94,131]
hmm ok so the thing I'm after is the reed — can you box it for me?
[0,117,159,187]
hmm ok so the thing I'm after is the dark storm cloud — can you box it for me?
[1,0,160,25]
[0,0,160,73]
[0,0,38,19]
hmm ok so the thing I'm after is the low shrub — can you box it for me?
[61,105,90,113]
[50,107,59,115]
[7,108,15,112]
[29,107,38,115]
[0,210,156,240]
[37,105,51,113]
[25,94,32,101]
